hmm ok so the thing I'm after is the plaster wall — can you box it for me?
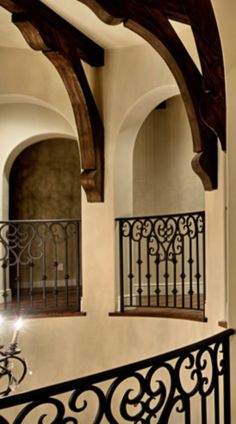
[0,18,229,423]
[0,47,75,129]
[133,95,204,216]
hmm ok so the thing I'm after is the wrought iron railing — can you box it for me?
[116,211,205,313]
[0,219,82,315]
[0,329,233,423]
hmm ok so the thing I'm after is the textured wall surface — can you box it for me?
[9,138,81,220]
[133,95,204,216]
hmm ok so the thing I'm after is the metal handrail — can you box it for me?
[0,329,233,423]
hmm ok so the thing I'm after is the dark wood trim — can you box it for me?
[218,321,228,329]
[0,0,105,202]
[1,311,87,319]
[109,309,207,323]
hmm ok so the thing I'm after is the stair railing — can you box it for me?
[0,329,233,423]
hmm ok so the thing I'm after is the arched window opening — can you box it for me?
[1,138,82,316]
[116,96,206,321]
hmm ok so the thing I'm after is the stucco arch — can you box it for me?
[0,98,77,219]
[114,84,179,216]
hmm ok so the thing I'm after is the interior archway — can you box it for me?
[114,84,179,217]
[133,94,204,216]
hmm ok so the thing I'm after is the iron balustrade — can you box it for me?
[0,329,233,423]
[116,211,205,313]
[0,219,82,315]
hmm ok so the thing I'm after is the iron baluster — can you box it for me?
[119,220,124,312]
[164,253,169,307]
[203,214,206,306]
[195,225,201,310]
[16,262,21,310]
[173,253,177,308]
[29,260,34,308]
[188,231,193,309]
[214,369,220,424]
[155,253,160,307]
[42,238,47,307]
[53,246,58,309]
[201,393,207,424]
[2,261,7,310]
[128,224,133,307]
[64,225,69,307]
[181,234,185,309]
[223,336,231,424]
[146,236,151,306]
[137,235,142,307]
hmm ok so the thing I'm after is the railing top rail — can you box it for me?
[0,329,233,409]
[0,219,81,224]
[115,210,205,221]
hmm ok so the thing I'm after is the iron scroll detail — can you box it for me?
[0,329,233,423]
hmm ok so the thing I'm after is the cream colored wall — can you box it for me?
[211,1,236,421]
[133,95,204,216]
[0,47,75,128]
[0,18,230,423]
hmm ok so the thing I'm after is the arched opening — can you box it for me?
[115,94,205,320]
[133,95,204,216]
[1,137,83,315]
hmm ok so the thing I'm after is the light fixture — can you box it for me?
[0,317,29,396]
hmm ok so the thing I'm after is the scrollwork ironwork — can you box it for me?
[0,330,233,423]
[117,212,205,312]
[0,219,81,315]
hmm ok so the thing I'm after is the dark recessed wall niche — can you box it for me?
[9,138,81,220]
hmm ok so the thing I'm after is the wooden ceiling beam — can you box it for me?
[0,0,105,202]
[0,0,104,67]
[183,0,226,149]
[77,0,225,191]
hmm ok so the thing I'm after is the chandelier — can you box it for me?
[0,317,29,397]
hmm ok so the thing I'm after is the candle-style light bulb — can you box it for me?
[11,318,23,345]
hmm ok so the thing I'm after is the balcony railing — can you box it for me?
[116,211,205,315]
[0,329,233,423]
[0,219,82,315]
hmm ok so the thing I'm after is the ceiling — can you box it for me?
[0,0,188,50]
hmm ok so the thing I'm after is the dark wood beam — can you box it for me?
[0,0,104,66]
[183,0,226,150]
[0,0,105,202]
[161,0,190,24]
[78,0,225,190]
[78,0,190,24]
[125,8,217,189]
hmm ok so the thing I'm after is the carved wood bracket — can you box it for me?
[0,0,105,202]
[78,0,226,190]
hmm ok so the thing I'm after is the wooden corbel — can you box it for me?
[78,0,225,190]
[0,0,105,202]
